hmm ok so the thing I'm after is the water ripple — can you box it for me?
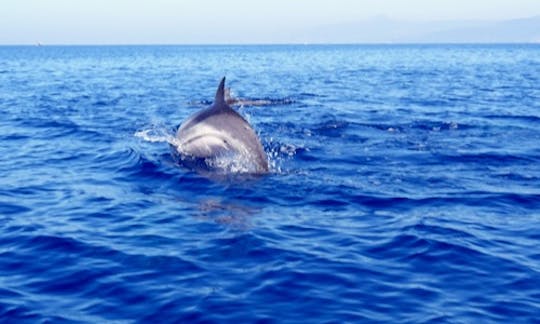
[1,44,539,322]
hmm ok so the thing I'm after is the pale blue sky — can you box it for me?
[1,0,539,44]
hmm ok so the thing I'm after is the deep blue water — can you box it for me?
[1,44,539,323]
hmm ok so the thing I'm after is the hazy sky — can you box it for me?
[1,0,540,44]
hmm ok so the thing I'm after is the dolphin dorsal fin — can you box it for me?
[214,77,226,108]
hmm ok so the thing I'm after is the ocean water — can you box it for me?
[0,44,539,323]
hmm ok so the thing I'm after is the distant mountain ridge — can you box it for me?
[300,15,540,43]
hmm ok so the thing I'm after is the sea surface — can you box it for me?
[0,44,539,323]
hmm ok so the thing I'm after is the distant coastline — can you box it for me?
[1,15,538,45]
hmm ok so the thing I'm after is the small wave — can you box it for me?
[482,114,540,123]
[354,120,463,133]
[0,202,31,214]
[92,146,142,175]
[313,119,349,137]
[435,152,538,165]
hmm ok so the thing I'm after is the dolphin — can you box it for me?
[224,87,294,107]
[225,88,272,107]
[174,77,269,174]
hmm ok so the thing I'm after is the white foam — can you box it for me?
[134,126,180,147]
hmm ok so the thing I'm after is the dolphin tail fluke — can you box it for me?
[214,77,226,107]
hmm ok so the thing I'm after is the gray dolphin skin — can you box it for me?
[225,88,273,107]
[175,77,269,173]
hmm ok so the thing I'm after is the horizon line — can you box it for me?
[1,41,540,47]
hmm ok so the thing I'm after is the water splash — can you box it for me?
[134,124,180,147]
[205,152,262,174]
[264,137,303,174]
